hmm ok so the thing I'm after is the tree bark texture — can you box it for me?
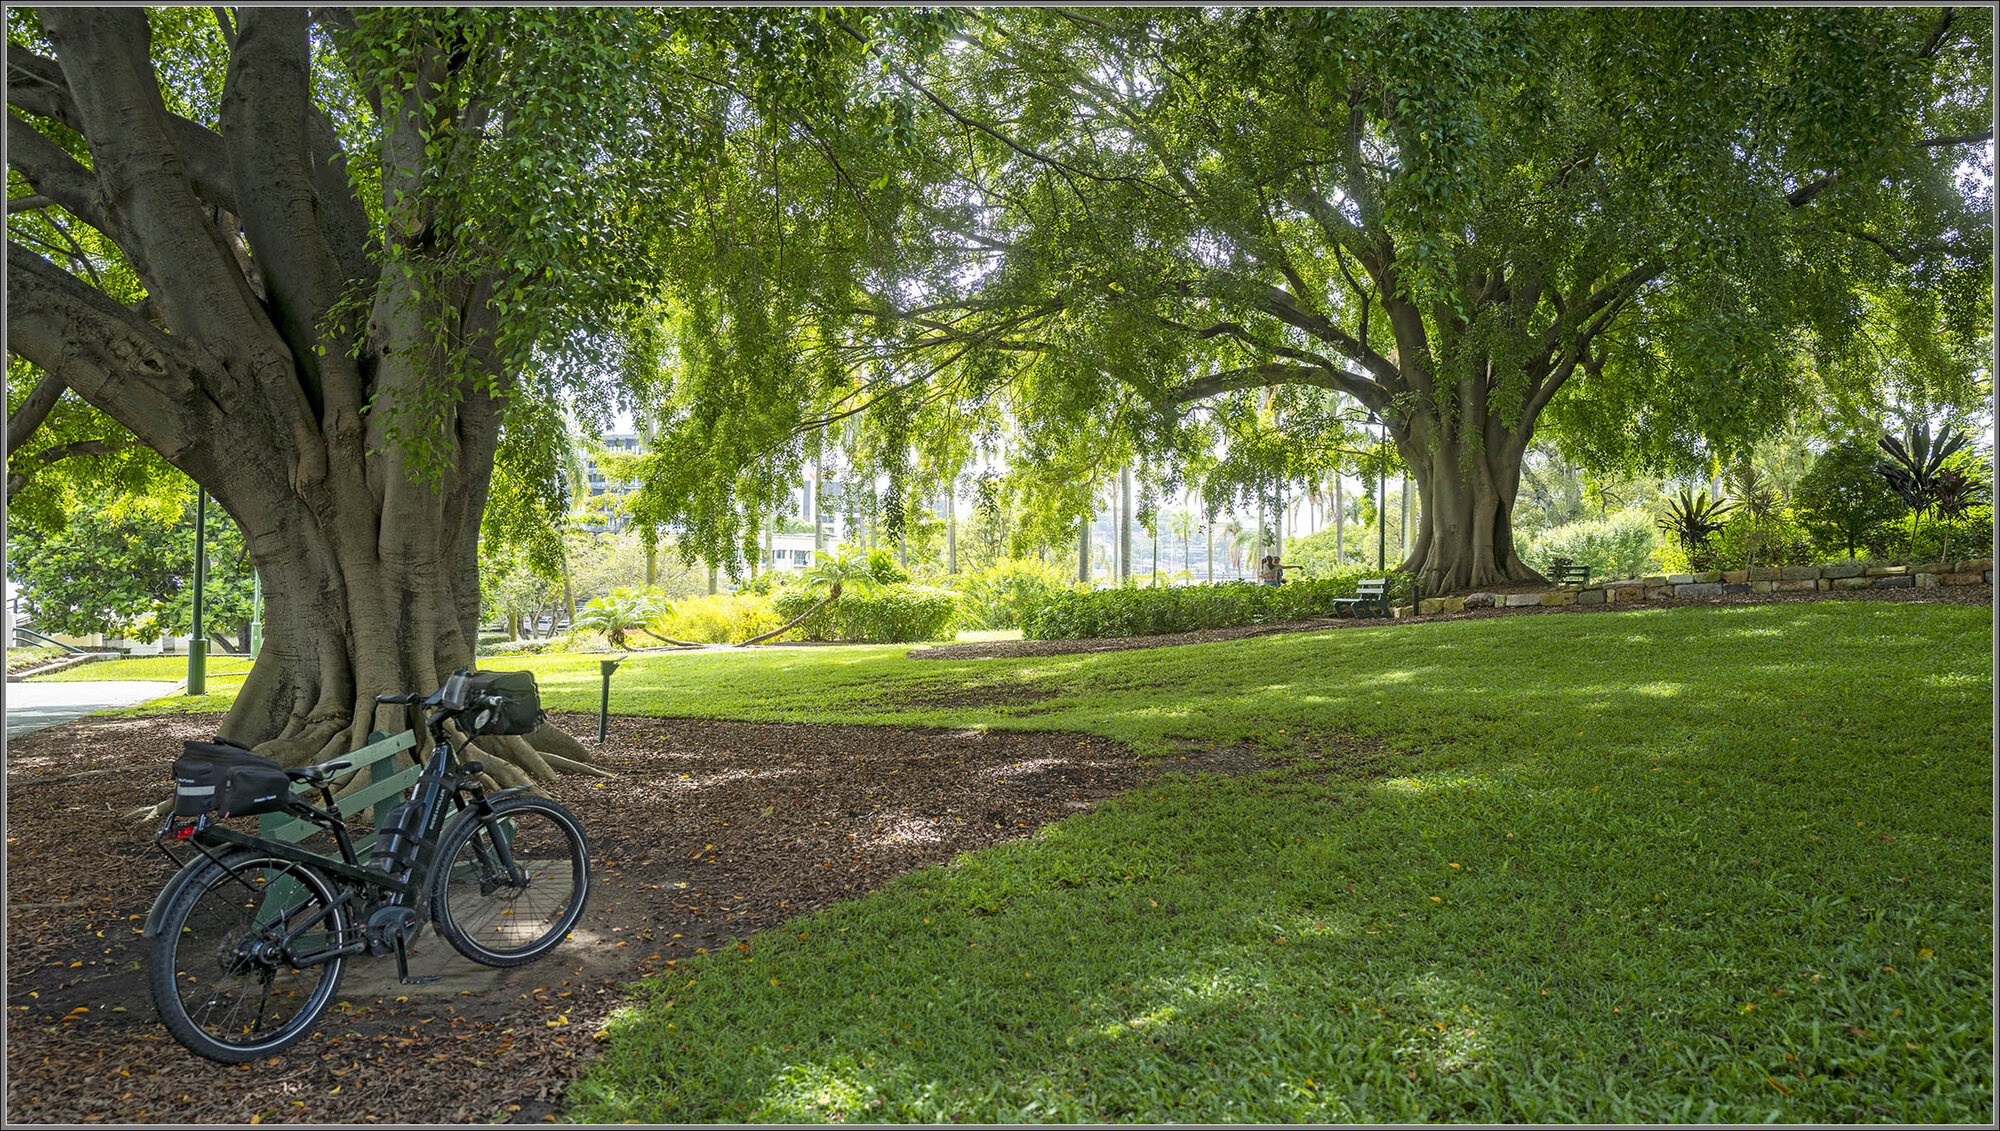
[6,10,594,796]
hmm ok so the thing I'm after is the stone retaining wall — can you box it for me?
[1416,557,1993,616]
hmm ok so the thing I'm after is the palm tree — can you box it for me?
[1222,517,1245,575]
[739,545,874,646]
[1168,508,1196,583]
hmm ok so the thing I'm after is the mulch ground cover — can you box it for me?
[910,582,1992,660]
[4,709,1264,1124]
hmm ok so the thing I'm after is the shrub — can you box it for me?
[953,558,1074,630]
[480,638,548,657]
[476,632,511,648]
[1526,508,1662,581]
[772,582,959,643]
[647,593,781,645]
[1022,571,1410,641]
[865,547,911,587]
[1711,506,1815,569]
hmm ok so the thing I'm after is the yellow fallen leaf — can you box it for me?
[1918,948,1933,958]
[1429,896,1442,903]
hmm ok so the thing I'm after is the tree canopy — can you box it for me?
[624,6,1991,589]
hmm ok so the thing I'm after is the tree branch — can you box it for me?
[6,437,136,501]
[9,40,239,214]
[6,113,115,237]
[1167,363,1379,409]
[4,370,68,456]
[7,242,212,462]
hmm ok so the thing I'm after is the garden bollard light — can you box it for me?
[598,659,620,743]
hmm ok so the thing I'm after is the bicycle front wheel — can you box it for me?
[429,795,591,966]
[148,849,349,1063]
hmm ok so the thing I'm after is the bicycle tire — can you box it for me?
[428,795,591,967]
[148,849,348,1063]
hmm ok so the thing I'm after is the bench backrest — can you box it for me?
[1357,579,1387,596]
[258,729,421,848]
[1555,564,1591,583]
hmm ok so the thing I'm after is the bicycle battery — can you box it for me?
[369,800,427,872]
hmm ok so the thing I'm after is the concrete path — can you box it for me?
[4,680,181,740]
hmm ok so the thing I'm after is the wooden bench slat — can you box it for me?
[258,729,421,843]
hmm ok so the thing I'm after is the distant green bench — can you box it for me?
[1552,562,1592,585]
[1332,578,1391,618]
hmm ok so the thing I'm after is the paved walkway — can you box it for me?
[4,680,181,740]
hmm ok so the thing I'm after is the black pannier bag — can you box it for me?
[460,669,545,736]
[173,740,293,819]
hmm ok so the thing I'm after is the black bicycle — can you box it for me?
[144,668,591,1063]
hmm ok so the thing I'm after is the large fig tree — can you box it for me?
[638,6,1991,593]
[4,6,896,788]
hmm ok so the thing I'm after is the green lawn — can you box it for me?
[99,602,1993,1122]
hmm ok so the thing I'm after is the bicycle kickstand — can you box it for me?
[393,933,442,986]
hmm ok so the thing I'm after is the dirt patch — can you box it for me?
[3,710,1270,1124]
[908,584,1991,660]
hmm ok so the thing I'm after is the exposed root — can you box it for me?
[527,723,595,765]
[539,751,615,777]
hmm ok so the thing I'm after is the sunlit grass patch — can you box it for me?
[568,601,1991,1123]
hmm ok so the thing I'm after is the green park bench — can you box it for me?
[1332,578,1391,618]
[258,729,421,853]
[252,728,515,914]
[1551,561,1592,585]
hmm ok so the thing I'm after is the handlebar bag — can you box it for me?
[173,740,293,818]
[460,669,545,736]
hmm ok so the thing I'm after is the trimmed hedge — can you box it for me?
[771,583,960,643]
[1022,570,1412,640]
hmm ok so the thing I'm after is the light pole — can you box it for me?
[188,489,207,695]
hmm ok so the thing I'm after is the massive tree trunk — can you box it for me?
[6,10,598,803]
[1392,404,1537,593]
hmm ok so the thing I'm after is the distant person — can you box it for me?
[1258,555,1297,586]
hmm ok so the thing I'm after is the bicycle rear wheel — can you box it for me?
[148,850,348,1063]
[429,795,591,966]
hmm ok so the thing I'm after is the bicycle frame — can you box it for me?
[147,718,534,948]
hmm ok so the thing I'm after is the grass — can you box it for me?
[91,601,1993,1121]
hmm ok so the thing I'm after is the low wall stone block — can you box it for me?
[1541,589,1577,606]
[1578,588,1607,605]
[1675,582,1724,598]
[1872,574,1914,589]
[1833,576,1873,589]
[1915,574,1938,588]
[1646,587,1674,600]
[1722,582,1751,594]
[1505,592,1543,607]
[1779,565,1821,580]
[1941,571,1983,586]
[1864,565,1908,577]
[1749,580,1776,593]
[1819,561,1865,579]
[1722,570,1749,584]
[1747,567,1779,582]
[1667,574,1695,585]
[1775,579,1817,591]
[1463,593,1495,609]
